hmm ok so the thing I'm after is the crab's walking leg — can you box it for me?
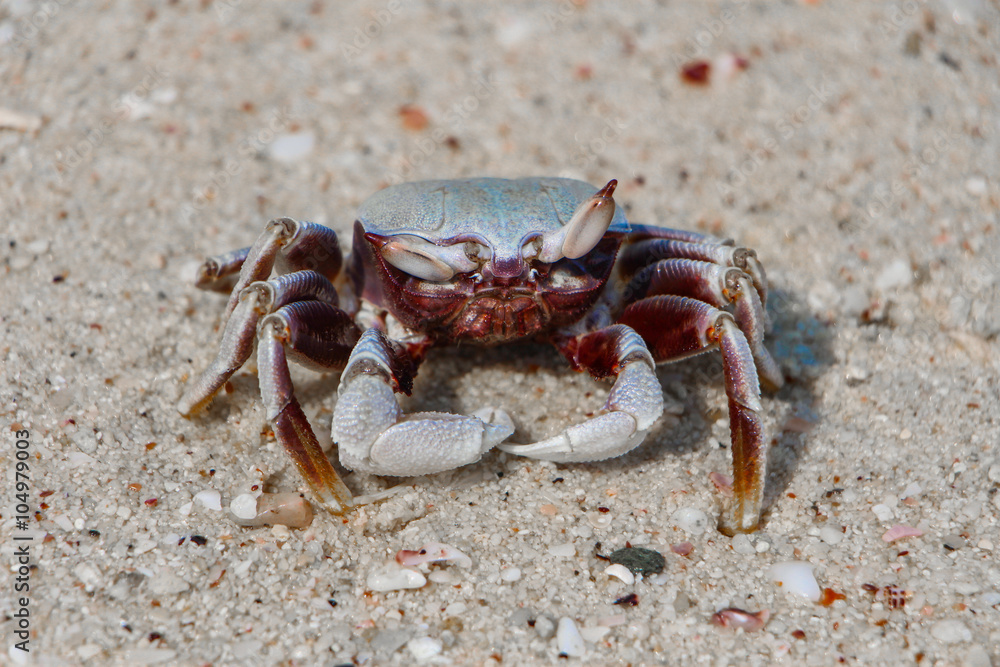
[625,259,783,391]
[333,329,514,476]
[177,271,340,415]
[257,302,362,513]
[619,238,770,316]
[498,325,664,463]
[618,295,766,534]
[224,217,343,317]
[194,246,251,293]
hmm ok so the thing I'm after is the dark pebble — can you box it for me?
[608,546,666,576]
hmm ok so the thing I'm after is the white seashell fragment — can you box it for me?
[194,490,222,511]
[500,567,522,582]
[406,636,443,663]
[768,561,821,601]
[556,617,586,657]
[367,562,427,592]
[395,542,472,568]
[604,563,635,585]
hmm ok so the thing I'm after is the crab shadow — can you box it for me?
[368,285,835,528]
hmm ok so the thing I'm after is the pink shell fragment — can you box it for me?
[709,472,734,497]
[395,542,472,568]
[671,542,694,557]
[882,524,923,543]
[711,607,770,632]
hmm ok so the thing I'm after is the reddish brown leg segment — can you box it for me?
[257,304,362,514]
[624,259,783,391]
[618,238,769,310]
[618,295,767,534]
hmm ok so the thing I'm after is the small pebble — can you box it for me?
[25,239,50,255]
[194,490,222,512]
[943,534,967,551]
[671,507,711,534]
[548,542,576,558]
[900,482,922,499]
[500,567,522,582]
[987,463,1000,483]
[732,533,756,555]
[428,571,457,585]
[604,563,635,585]
[406,637,443,663]
[609,546,666,575]
[871,503,894,522]
[579,625,611,643]
[556,617,586,657]
[930,619,972,644]
[768,561,820,601]
[230,494,258,520]
[267,132,315,163]
[534,616,556,639]
[819,526,844,545]
[874,259,913,291]
[366,562,426,592]
[965,177,987,196]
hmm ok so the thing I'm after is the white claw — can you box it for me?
[498,359,663,464]
[334,372,515,476]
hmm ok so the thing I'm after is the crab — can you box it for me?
[178,177,783,534]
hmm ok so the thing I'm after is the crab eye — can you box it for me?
[538,179,617,262]
[380,235,479,282]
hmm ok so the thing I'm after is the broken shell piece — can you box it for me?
[670,542,694,557]
[768,561,820,601]
[882,524,924,543]
[0,108,43,133]
[709,472,734,497]
[711,607,770,632]
[604,563,635,585]
[367,561,427,592]
[395,542,472,568]
[230,492,314,529]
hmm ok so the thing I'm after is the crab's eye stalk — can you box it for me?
[538,179,617,262]
[380,235,479,282]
